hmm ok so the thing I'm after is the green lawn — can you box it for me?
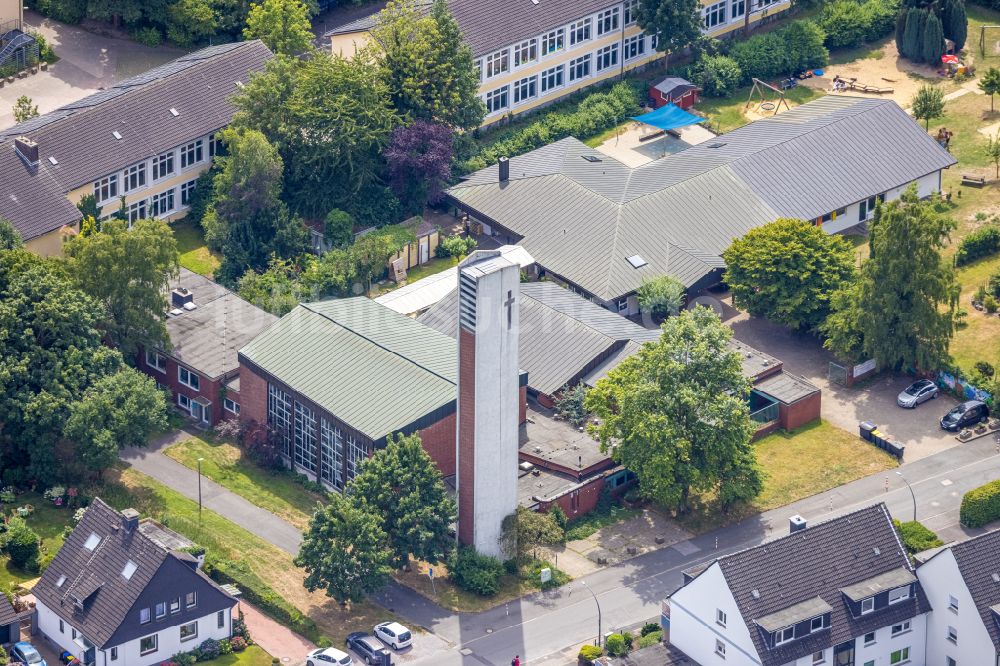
[374,255,460,296]
[0,492,77,590]
[173,218,221,277]
[565,502,640,541]
[696,84,824,134]
[208,646,273,666]
[163,437,325,530]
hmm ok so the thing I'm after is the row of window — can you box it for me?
[147,351,241,419]
[715,641,910,665]
[92,136,218,206]
[139,592,198,625]
[138,611,226,657]
[99,179,197,227]
[483,34,654,115]
[479,1,639,80]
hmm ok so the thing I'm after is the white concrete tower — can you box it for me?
[455,249,520,557]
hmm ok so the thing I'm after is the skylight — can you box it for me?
[112,131,122,140]
[122,560,138,580]
[626,255,648,269]
[48,156,58,165]
[56,575,67,587]
[169,108,179,117]
[83,532,100,551]
[582,155,603,163]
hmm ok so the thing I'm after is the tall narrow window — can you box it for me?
[293,401,317,472]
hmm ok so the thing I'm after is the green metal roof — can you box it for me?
[239,298,457,441]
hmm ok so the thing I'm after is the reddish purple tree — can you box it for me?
[384,120,454,214]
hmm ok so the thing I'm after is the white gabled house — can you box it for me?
[916,529,1000,666]
[666,503,928,666]
[33,499,237,666]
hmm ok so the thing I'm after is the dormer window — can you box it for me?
[810,616,824,633]
[888,586,910,604]
[775,626,794,645]
[860,597,874,614]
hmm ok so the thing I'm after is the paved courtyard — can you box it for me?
[0,11,185,130]
[594,121,716,167]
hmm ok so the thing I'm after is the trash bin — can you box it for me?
[860,421,876,442]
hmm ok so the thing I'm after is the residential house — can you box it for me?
[326,0,792,126]
[0,41,272,256]
[137,268,276,427]
[33,499,237,666]
[666,503,928,666]
[447,96,956,315]
[0,592,24,646]
[916,529,1000,666]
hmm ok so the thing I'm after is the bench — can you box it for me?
[962,174,987,187]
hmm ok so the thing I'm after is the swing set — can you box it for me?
[745,77,791,116]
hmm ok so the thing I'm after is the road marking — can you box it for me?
[941,479,953,486]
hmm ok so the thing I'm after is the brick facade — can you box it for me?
[537,476,605,518]
[137,347,229,427]
[779,391,822,432]
[419,412,457,477]
[238,362,269,427]
[457,327,476,547]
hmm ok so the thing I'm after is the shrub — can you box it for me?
[554,383,588,426]
[549,505,568,532]
[605,633,627,657]
[448,547,504,597]
[956,225,1000,266]
[816,0,900,49]
[638,630,663,648]
[621,630,634,651]
[198,640,221,661]
[230,637,247,652]
[640,622,662,637]
[960,478,1000,527]
[218,640,232,656]
[132,27,163,48]
[1,516,39,570]
[502,558,518,575]
[436,234,478,258]
[783,21,829,73]
[688,54,743,97]
[892,519,944,553]
[28,0,86,24]
[170,652,197,666]
[578,644,603,664]
[0,646,8,666]
[985,295,998,314]
[990,271,1000,299]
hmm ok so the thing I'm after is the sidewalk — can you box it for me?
[240,602,316,664]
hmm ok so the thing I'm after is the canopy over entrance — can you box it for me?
[630,103,706,132]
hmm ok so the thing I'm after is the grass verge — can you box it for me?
[173,218,221,277]
[207,646,274,666]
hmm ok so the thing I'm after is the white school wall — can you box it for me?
[822,171,942,234]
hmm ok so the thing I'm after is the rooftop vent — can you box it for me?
[169,308,184,317]
[183,301,197,311]
[582,155,603,163]
[498,156,510,182]
[993,573,1000,584]
[83,532,101,551]
[48,156,58,165]
[171,287,194,309]
[873,547,881,556]
[121,507,140,533]
[789,514,807,533]
[708,142,726,149]
[626,255,648,269]
[112,130,122,140]
[519,461,534,472]
[751,589,760,599]
[14,136,39,166]
[169,108,179,117]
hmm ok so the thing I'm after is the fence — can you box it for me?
[750,401,779,424]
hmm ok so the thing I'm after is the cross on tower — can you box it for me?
[505,290,515,330]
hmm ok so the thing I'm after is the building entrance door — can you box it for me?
[834,641,855,666]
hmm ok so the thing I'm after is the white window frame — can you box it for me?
[485,86,509,114]
[513,75,537,104]
[860,597,874,614]
[810,616,824,633]
[596,43,619,72]
[185,591,197,607]
[224,398,240,415]
[889,647,909,665]
[169,597,180,614]
[180,139,204,170]
[624,0,639,25]
[177,394,191,410]
[154,602,166,619]
[863,632,876,645]
[705,0,727,28]
[346,433,366,480]
[888,586,910,604]
[293,401,318,473]
[110,647,118,661]
[123,162,147,194]
[320,418,345,489]
[948,595,958,611]
[179,621,197,642]
[891,620,910,636]
[217,611,225,629]
[568,54,591,82]
[485,50,509,78]
[93,174,119,204]
[150,188,175,218]
[947,625,957,643]
[715,639,726,657]
[180,179,197,207]
[775,626,794,646]
[616,298,628,313]
[178,366,200,391]
[624,34,646,60]
[513,39,537,67]
[127,199,148,225]
[569,18,591,45]
[139,634,158,656]
[541,28,564,55]
[152,151,175,181]
[139,608,151,625]
[596,7,620,35]
[731,0,746,17]
[812,652,825,665]
[540,64,564,93]
[716,609,726,627]
[146,350,166,373]
[474,58,482,82]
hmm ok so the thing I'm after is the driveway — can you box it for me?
[0,11,185,130]
[727,309,962,461]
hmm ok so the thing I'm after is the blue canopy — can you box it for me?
[630,103,705,132]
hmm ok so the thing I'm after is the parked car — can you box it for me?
[12,643,47,666]
[305,647,353,666]
[346,632,392,665]
[374,621,413,650]
[897,379,939,408]
[940,400,990,431]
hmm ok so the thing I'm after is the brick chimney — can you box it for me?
[14,137,39,167]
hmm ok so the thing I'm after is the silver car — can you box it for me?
[897,379,939,408]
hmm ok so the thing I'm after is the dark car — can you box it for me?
[940,400,990,431]
[346,632,392,666]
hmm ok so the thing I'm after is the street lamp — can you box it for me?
[197,457,205,526]
[896,471,917,522]
[569,581,602,647]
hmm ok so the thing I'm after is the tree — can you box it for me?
[12,96,38,124]
[553,383,588,426]
[166,0,219,46]
[323,209,355,249]
[0,217,22,251]
[237,258,308,316]
[911,84,944,130]
[846,186,959,371]
[901,7,925,60]
[585,307,761,513]
[350,226,415,293]
[723,218,856,332]
[820,281,866,361]
[942,0,967,50]
[371,0,484,129]
[243,0,314,56]
[295,493,394,603]
[348,433,456,568]
[64,217,179,358]
[636,275,685,320]
[921,12,945,65]
[2,516,40,570]
[987,133,1000,179]
[207,127,308,284]
[384,121,454,214]
[76,193,100,221]
[64,368,168,475]
[637,0,704,68]
[687,54,742,97]
[980,68,1000,112]
[500,506,564,565]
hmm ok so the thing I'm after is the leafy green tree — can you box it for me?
[637,0,704,67]
[820,281,866,361]
[723,218,856,332]
[782,20,828,72]
[687,54,742,97]
[921,12,945,65]
[64,217,179,358]
[12,96,39,124]
[911,84,944,130]
[848,186,959,371]
[637,275,685,320]
[901,7,926,60]
[207,127,308,284]
[76,193,100,221]
[243,0,314,56]
[0,217,22,251]
[2,516,40,570]
[348,433,456,568]
[942,0,967,50]
[553,383,589,426]
[980,68,1000,112]
[237,258,307,316]
[64,368,168,475]
[323,209,355,249]
[371,0,484,129]
[585,307,761,514]
[296,493,394,603]
[166,0,219,46]
[987,133,1000,179]
[500,505,563,565]
[350,226,414,292]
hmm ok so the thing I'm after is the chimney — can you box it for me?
[14,136,39,167]
[789,514,807,533]
[171,287,194,309]
[498,156,509,182]
[121,508,140,533]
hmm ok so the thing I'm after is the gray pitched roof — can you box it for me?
[239,297,458,440]
[164,269,277,380]
[419,280,658,395]
[947,529,1000,650]
[325,0,620,58]
[0,593,16,626]
[449,96,956,301]
[34,499,235,649]
[0,41,272,241]
[710,503,926,666]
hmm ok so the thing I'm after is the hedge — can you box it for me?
[956,225,1000,266]
[688,54,743,97]
[447,547,505,596]
[727,21,828,84]
[892,519,944,554]
[960,479,1000,528]
[816,0,899,49]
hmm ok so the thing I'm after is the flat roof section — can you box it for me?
[520,404,610,475]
